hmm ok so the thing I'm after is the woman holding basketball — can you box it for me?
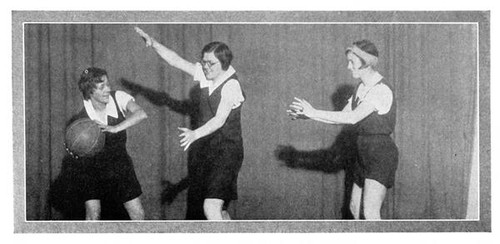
[67,67,148,220]
[135,27,245,220]
[288,40,398,220]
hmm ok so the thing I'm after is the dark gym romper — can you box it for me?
[62,91,142,217]
[351,80,399,188]
[186,73,245,218]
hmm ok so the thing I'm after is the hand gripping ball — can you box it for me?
[64,118,105,157]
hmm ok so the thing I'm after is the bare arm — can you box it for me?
[194,96,232,139]
[289,97,374,125]
[178,85,236,151]
[135,27,196,77]
[287,97,353,124]
[100,100,148,133]
[310,103,352,124]
[342,97,353,112]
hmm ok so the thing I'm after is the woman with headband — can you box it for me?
[288,40,398,219]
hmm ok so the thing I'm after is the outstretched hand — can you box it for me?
[134,27,153,47]
[287,97,315,120]
[178,127,198,151]
[286,109,310,120]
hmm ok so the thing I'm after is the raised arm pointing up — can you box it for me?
[135,27,196,77]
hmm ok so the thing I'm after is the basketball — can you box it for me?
[65,118,105,157]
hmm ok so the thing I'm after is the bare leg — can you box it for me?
[124,197,145,220]
[363,179,387,220]
[221,210,232,220]
[203,198,225,220]
[349,183,363,219]
[85,199,101,220]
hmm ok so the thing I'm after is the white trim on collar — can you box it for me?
[83,96,118,125]
[200,65,236,91]
[215,65,236,84]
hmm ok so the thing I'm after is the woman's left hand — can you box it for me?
[289,97,315,118]
[179,127,197,151]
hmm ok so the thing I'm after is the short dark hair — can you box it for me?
[78,67,108,100]
[201,42,233,70]
[345,40,379,67]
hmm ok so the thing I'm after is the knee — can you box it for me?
[130,207,145,220]
[125,199,145,220]
[363,206,381,220]
[203,200,219,215]
[86,210,100,220]
[349,200,360,219]
[221,210,231,220]
[203,199,223,220]
[85,201,101,220]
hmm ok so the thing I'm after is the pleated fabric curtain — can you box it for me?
[24,23,477,220]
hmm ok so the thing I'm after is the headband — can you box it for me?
[346,45,378,67]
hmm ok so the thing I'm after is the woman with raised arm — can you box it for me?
[135,27,245,220]
[288,40,398,220]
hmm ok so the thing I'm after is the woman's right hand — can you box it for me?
[134,27,153,47]
[286,108,309,120]
[287,97,315,120]
[290,97,316,118]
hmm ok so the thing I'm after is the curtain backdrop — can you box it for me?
[24,23,477,220]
